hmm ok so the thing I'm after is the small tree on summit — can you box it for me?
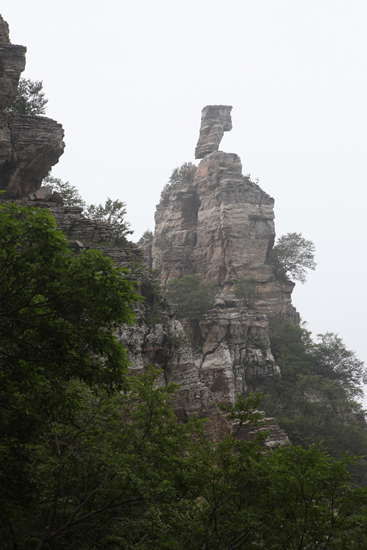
[169,163,197,185]
[271,232,316,283]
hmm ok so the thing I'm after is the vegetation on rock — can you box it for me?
[85,198,133,243]
[166,274,216,320]
[271,232,316,283]
[169,162,197,185]
[6,77,48,115]
[41,176,132,243]
[42,175,85,208]
[253,319,367,482]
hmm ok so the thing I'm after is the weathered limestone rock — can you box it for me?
[195,105,232,159]
[153,149,297,319]
[0,15,64,197]
[150,106,297,444]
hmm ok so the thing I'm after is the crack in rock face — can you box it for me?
[195,104,232,159]
[0,14,64,197]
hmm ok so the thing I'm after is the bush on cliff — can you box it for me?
[271,232,316,283]
[6,77,48,115]
[166,274,216,320]
[42,175,86,208]
[41,175,132,243]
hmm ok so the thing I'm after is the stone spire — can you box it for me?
[0,14,64,197]
[195,104,232,159]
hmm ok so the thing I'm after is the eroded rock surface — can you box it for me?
[149,106,297,445]
[195,104,232,159]
[0,15,64,197]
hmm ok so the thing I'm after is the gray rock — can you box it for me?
[149,107,298,445]
[0,15,64,197]
[195,104,232,159]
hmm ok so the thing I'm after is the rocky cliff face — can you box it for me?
[149,106,298,429]
[0,15,64,197]
[1,13,288,445]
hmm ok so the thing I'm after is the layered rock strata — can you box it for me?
[195,105,232,159]
[0,15,64,197]
[1,15,288,446]
[150,106,297,430]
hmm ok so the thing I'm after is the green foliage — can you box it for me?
[169,162,197,185]
[0,203,139,546]
[166,275,216,320]
[233,277,257,307]
[255,319,367,481]
[6,77,48,115]
[3,364,367,549]
[2,204,367,548]
[271,232,316,283]
[41,177,132,245]
[312,332,365,394]
[42,175,86,208]
[85,198,132,243]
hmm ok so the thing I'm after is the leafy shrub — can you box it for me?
[42,176,85,208]
[6,78,47,115]
[85,198,132,243]
[271,232,316,283]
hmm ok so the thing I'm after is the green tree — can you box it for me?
[2,371,202,550]
[6,78,48,115]
[312,332,365,395]
[85,198,132,243]
[40,178,132,244]
[166,275,216,320]
[255,319,367,481]
[42,175,85,208]
[271,232,316,283]
[0,203,138,547]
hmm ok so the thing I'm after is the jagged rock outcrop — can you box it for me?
[0,15,64,197]
[149,106,297,438]
[195,105,232,159]
[1,16,288,446]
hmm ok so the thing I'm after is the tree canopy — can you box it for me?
[42,176,85,208]
[6,78,48,115]
[271,232,316,283]
[40,176,132,243]
[254,319,367,483]
[85,198,132,243]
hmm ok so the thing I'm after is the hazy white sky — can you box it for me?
[2,1,367,367]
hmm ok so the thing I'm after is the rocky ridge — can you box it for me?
[0,13,288,445]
